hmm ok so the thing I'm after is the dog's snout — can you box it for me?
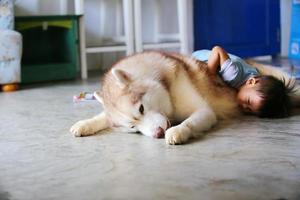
[154,127,165,138]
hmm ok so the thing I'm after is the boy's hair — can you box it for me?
[256,75,293,118]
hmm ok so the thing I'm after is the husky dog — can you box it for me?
[70,52,300,145]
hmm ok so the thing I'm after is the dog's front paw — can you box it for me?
[70,120,92,137]
[165,125,189,145]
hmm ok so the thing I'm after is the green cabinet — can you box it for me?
[15,15,80,83]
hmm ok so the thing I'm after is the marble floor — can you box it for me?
[0,72,300,200]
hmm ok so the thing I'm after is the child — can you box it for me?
[193,46,291,118]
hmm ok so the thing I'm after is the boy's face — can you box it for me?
[237,77,264,114]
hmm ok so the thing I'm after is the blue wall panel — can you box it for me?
[194,0,280,57]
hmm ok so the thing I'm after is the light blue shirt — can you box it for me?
[192,50,259,88]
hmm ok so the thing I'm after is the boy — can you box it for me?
[193,46,291,118]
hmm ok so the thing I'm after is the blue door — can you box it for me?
[193,0,280,57]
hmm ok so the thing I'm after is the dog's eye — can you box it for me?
[139,104,144,115]
[131,126,135,129]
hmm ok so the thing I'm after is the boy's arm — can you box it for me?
[207,46,230,75]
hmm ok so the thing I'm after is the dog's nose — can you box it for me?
[154,127,165,138]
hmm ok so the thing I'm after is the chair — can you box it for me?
[75,0,134,79]
[133,0,189,53]
[0,0,22,91]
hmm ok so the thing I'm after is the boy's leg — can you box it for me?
[207,46,230,75]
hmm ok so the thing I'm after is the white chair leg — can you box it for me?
[112,0,125,43]
[123,0,134,55]
[116,0,123,37]
[153,0,161,43]
[99,0,106,43]
[134,0,143,52]
[79,17,88,79]
[177,0,189,54]
[60,0,68,15]
[75,0,88,79]
[99,0,106,69]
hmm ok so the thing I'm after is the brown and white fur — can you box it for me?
[70,52,300,145]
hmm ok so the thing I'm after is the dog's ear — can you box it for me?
[93,91,104,104]
[111,68,131,88]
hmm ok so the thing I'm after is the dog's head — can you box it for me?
[98,68,172,138]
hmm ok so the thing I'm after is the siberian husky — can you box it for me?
[70,52,300,145]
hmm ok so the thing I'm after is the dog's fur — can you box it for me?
[70,52,300,145]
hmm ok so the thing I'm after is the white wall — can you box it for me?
[14,0,290,70]
[15,0,73,15]
[15,0,193,70]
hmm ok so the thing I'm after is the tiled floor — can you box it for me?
[0,60,300,200]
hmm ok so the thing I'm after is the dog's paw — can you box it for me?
[165,126,189,145]
[70,120,92,137]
